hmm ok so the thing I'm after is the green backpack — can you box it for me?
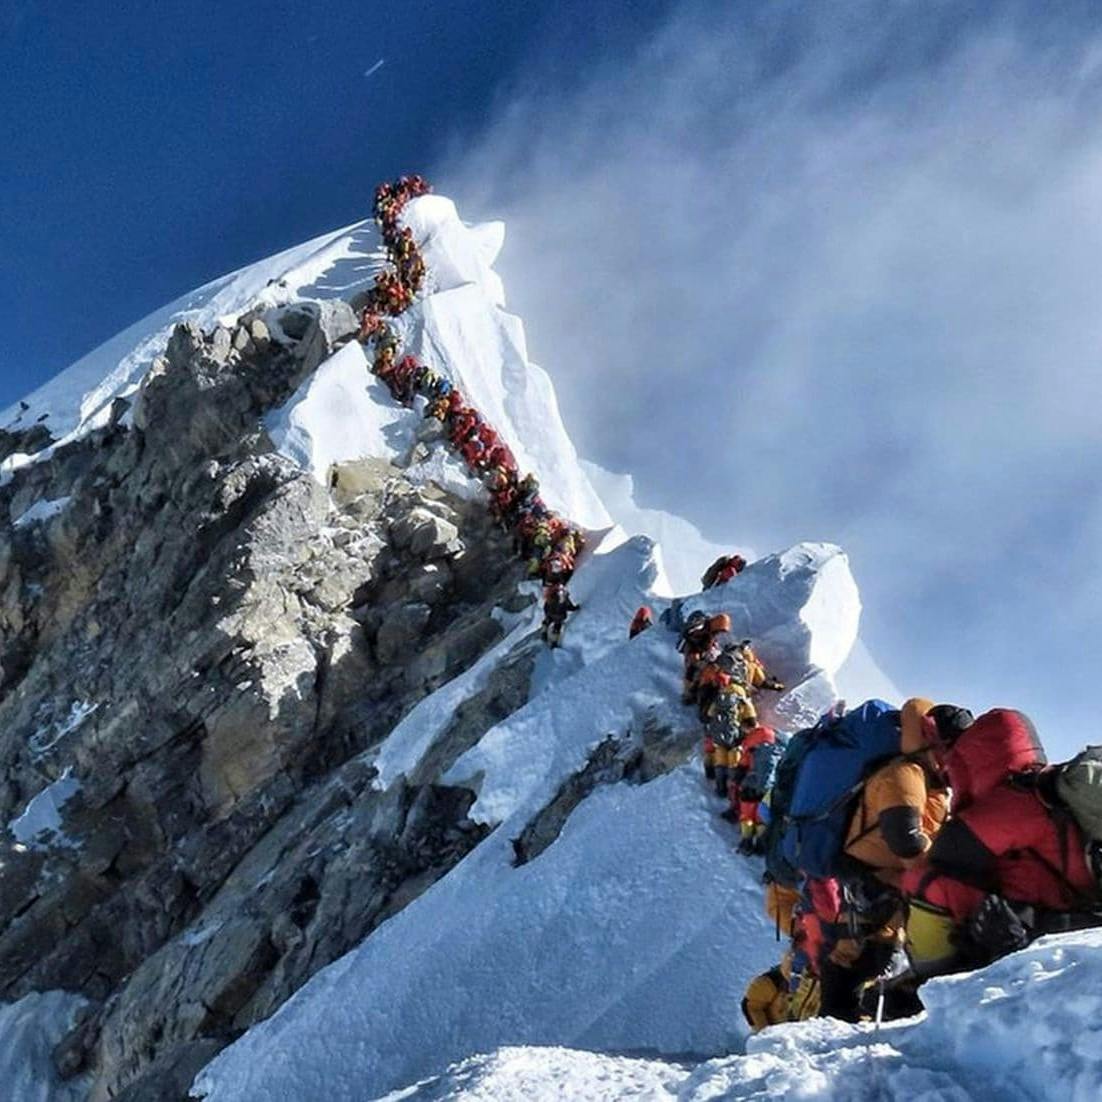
[1055,747,1102,840]
[1053,747,1102,890]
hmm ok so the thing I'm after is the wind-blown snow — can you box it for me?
[0,992,89,1102]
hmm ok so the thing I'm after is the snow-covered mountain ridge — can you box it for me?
[0,186,1081,1102]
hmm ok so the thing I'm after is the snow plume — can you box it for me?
[441,0,1102,755]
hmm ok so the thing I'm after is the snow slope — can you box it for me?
[193,534,857,1101]
[3,194,609,532]
[393,929,1102,1102]
[1,222,383,458]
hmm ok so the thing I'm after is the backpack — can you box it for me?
[770,700,901,883]
[763,726,822,888]
[1053,747,1102,890]
[701,556,727,590]
[742,736,788,802]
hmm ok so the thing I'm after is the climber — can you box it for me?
[678,612,730,706]
[814,876,904,1024]
[742,960,791,1031]
[629,606,653,639]
[704,685,749,801]
[695,649,731,723]
[734,725,783,855]
[475,421,499,452]
[732,639,785,695]
[541,582,580,648]
[839,698,959,889]
[516,473,541,511]
[484,442,517,478]
[902,708,1099,982]
[488,470,518,527]
[541,551,574,586]
[358,309,384,343]
[701,554,747,590]
[448,406,480,446]
[391,355,421,406]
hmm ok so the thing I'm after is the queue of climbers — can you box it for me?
[738,696,1102,1031]
[366,174,1101,1036]
[636,563,1102,1033]
[358,177,585,649]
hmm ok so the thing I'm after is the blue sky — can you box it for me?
[0,0,673,400]
[3,1,1102,755]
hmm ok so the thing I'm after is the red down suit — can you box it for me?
[905,709,1095,923]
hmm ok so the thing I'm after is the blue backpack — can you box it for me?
[763,726,822,888]
[741,735,789,802]
[776,700,902,882]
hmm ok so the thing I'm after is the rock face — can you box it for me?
[0,307,526,1099]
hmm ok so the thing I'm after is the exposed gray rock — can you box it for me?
[0,305,527,1098]
[210,326,232,363]
[376,602,432,664]
[391,508,461,560]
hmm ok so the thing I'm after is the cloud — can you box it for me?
[440,1,1102,753]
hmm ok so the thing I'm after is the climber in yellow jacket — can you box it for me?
[742,958,791,1031]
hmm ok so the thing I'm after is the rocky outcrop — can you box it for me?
[0,307,530,1098]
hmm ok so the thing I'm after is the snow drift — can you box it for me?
[388,929,1102,1102]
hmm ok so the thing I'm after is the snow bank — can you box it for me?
[11,496,71,530]
[1,222,385,458]
[265,342,418,482]
[401,194,506,306]
[380,929,1102,1101]
[193,767,778,1102]
[0,992,89,1102]
[377,1046,685,1101]
[7,768,80,850]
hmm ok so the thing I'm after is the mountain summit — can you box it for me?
[0,186,902,1101]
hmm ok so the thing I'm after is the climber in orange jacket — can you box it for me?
[742,959,791,1031]
[702,554,747,590]
[840,698,955,889]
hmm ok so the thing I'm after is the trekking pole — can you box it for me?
[873,975,886,1039]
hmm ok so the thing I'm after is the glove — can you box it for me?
[765,678,785,692]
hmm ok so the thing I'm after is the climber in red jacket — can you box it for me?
[903,708,1097,978]
[629,607,653,639]
[732,724,777,852]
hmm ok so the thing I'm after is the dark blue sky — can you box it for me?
[0,0,673,407]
